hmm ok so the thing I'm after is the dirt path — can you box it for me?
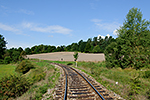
[27,52,105,62]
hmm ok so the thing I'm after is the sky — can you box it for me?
[0,0,150,49]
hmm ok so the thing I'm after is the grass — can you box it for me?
[1,59,150,100]
[16,60,61,100]
[0,64,17,79]
[75,61,150,100]
[48,60,150,100]
[0,59,62,100]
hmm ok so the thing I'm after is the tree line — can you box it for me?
[0,34,115,64]
[25,36,115,54]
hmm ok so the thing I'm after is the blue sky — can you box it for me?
[0,0,149,49]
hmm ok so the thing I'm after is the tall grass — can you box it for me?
[70,61,150,100]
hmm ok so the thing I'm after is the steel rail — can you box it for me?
[69,66,105,100]
[63,68,67,100]
[52,63,67,100]
[53,63,105,100]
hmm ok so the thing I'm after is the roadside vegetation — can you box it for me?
[76,61,150,100]
[0,59,61,100]
[49,60,150,100]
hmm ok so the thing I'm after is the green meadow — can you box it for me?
[0,64,17,79]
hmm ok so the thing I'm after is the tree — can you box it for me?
[71,43,78,51]
[73,52,79,67]
[18,47,23,53]
[20,51,26,61]
[25,47,31,54]
[118,7,150,37]
[92,45,102,53]
[11,49,21,62]
[92,37,98,46]
[73,52,78,61]
[0,34,7,59]
[79,41,86,52]
[105,8,150,69]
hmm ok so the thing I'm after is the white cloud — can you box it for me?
[91,19,121,33]
[106,34,110,38]
[22,22,72,34]
[91,19,101,23]
[97,35,105,39]
[113,29,118,36]
[0,23,29,36]
[1,5,34,15]
[18,9,34,15]
[97,34,110,40]
[0,23,19,32]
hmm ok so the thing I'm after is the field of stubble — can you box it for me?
[27,52,105,62]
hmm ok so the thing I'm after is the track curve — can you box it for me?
[53,63,114,100]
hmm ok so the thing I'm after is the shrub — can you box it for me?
[4,56,12,64]
[28,68,46,82]
[128,76,141,96]
[39,84,48,94]
[67,62,73,65]
[15,60,34,74]
[0,59,4,64]
[143,71,150,78]
[0,74,32,99]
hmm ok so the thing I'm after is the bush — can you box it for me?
[128,76,141,96]
[0,59,4,64]
[4,56,12,64]
[143,71,150,78]
[28,68,46,82]
[67,62,73,65]
[15,60,34,74]
[0,74,32,99]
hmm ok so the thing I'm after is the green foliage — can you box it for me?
[0,34,7,59]
[15,60,34,74]
[128,76,141,96]
[92,45,102,53]
[105,8,150,69]
[67,62,73,65]
[0,74,31,99]
[25,47,31,54]
[39,84,48,94]
[12,51,20,62]
[71,43,78,51]
[0,59,4,64]
[84,42,92,53]
[4,56,12,64]
[0,64,17,79]
[73,52,78,61]
[143,70,150,78]
[28,68,46,82]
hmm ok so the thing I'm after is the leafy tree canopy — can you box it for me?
[0,34,7,59]
[105,8,150,69]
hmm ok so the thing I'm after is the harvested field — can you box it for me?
[27,52,105,62]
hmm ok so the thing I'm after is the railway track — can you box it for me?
[53,63,114,100]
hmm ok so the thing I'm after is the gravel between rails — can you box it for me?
[27,52,105,62]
